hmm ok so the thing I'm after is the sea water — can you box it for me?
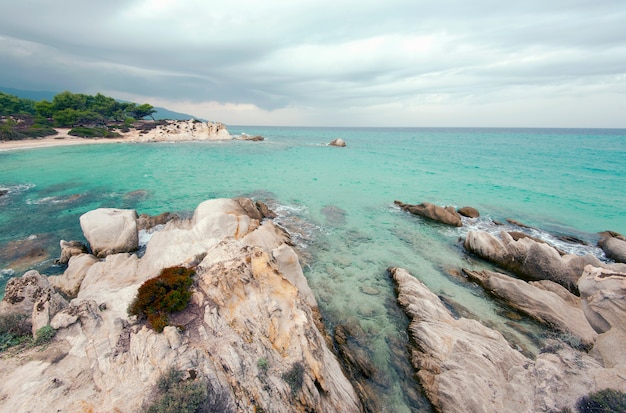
[0,127,625,412]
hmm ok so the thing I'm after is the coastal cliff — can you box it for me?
[0,198,362,412]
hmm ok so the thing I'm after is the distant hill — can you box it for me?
[0,86,201,121]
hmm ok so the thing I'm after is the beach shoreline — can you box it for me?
[0,128,133,152]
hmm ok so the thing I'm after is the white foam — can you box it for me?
[138,224,165,248]
[452,216,607,260]
[1,268,15,278]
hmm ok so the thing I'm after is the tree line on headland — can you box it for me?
[0,91,157,140]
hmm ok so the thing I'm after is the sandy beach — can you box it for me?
[0,128,133,152]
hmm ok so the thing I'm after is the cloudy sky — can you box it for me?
[1,1,625,127]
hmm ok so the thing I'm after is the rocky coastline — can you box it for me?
[0,198,361,412]
[0,120,264,152]
[1,198,626,412]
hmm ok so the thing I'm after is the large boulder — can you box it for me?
[389,266,626,413]
[79,208,139,258]
[598,231,626,263]
[395,201,462,227]
[463,268,597,348]
[0,270,68,336]
[578,265,626,368]
[463,230,617,292]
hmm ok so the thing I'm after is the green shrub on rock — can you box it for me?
[33,325,56,346]
[145,368,233,413]
[576,388,626,413]
[282,362,304,395]
[128,266,195,332]
[0,313,31,351]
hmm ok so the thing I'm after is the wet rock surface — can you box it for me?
[395,200,463,227]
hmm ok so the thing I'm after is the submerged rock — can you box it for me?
[389,266,626,413]
[395,200,463,227]
[237,133,265,141]
[0,198,362,413]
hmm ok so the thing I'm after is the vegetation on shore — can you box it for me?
[128,266,195,333]
[144,368,233,413]
[0,90,156,140]
[0,313,57,352]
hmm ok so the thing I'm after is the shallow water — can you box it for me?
[1,127,624,412]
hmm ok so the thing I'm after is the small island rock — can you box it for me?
[329,138,346,147]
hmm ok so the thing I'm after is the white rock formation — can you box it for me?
[79,208,139,258]
[133,120,232,142]
[0,199,362,413]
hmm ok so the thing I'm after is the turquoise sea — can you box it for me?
[1,127,625,412]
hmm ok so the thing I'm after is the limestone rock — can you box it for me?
[0,270,68,336]
[598,231,626,263]
[457,206,480,218]
[463,268,597,348]
[389,266,626,413]
[395,200,462,227]
[464,230,617,292]
[328,138,346,147]
[79,208,139,258]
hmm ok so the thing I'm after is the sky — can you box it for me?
[1,1,625,127]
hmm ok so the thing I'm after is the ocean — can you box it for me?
[1,126,625,412]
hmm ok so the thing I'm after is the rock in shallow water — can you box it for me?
[388,266,626,413]
[463,230,625,293]
[395,200,463,227]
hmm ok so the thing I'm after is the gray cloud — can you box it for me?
[1,0,625,126]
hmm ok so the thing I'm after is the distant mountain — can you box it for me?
[0,86,201,121]
[0,86,56,102]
